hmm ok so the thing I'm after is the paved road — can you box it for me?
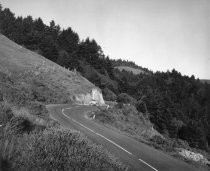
[47,104,207,171]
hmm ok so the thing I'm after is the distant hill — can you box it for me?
[111,59,150,74]
[200,79,210,84]
[114,66,146,75]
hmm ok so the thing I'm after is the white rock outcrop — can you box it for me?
[73,88,105,105]
[178,148,210,165]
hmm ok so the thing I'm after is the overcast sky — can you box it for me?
[1,0,210,79]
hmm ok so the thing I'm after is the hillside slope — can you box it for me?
[200,79,210,84]
[0,34,104,105]
[115,66,146,75]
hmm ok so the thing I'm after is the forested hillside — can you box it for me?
[0,4,210,153]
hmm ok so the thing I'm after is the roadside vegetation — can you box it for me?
[0,121,127,170]
[95,104,158,140]
[95,103,210,168]
[0,72,127,170]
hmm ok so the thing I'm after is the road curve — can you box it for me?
[47,104,207,171]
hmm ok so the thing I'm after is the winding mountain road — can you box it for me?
[47,104,207,171]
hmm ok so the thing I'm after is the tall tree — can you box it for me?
[0,8,15,37]
[12,16,25,44]
[58,27,79,54]
[48,20,60,41]
[34,17,45,32]
[0,3,3,33]
[78,38,103,67]
[39,35,58,62]
[22,16,34,34]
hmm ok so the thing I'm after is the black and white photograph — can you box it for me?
[0,0,209,170]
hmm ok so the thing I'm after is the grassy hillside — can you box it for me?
[114,66,146,75]
[0,34,96,99]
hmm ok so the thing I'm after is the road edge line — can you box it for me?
[138,158,158,171]
[62,108,132,155]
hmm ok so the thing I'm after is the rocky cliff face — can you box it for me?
[73,88,105,105]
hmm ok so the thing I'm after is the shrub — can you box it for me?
[3,86,28,106]
[95,104,157,141]
[117,93,137,105]
[0,92,3,102]
[0,138,15,171]
[149,136,191,152]
[0,103,14,126]
[28,101,49,120]
[1,128,127,170]
[95,110,115,124]
[150,135,173,151]
[0,156,11,171]
[102,87,117,101]
[172,138,190,149]
[5,116,35,135]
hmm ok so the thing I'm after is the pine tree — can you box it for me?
[48,20,60,41]
[39,35,58,62]
[0,8,15,37]
[0,3,2,33]
[34,17,45,32]
[58,27,79,54]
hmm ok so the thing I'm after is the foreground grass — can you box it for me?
[0,127,127,170]
[0,104,127,170]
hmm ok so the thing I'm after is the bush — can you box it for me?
[28,101,49,120]
[0,103,14,126]
[117,93,137,105]
[5,116,33,135]
[3,86,28,106]
[0,92,3,102]
[4,116,44,135]
[0,138,15,171]
[95,110,115,124]
[102,87,117,101]
[1,128,127,170]
[95,104,156,141]
[149,136,190,152]
[150,135,173,151]
[172,138,190,149]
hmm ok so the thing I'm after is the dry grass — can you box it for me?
[0,118,128,170]
[0,34,95,102]
[115,66,146,75]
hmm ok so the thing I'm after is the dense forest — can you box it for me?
[0,4,210,152]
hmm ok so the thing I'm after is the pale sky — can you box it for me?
[1,0,210,79]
